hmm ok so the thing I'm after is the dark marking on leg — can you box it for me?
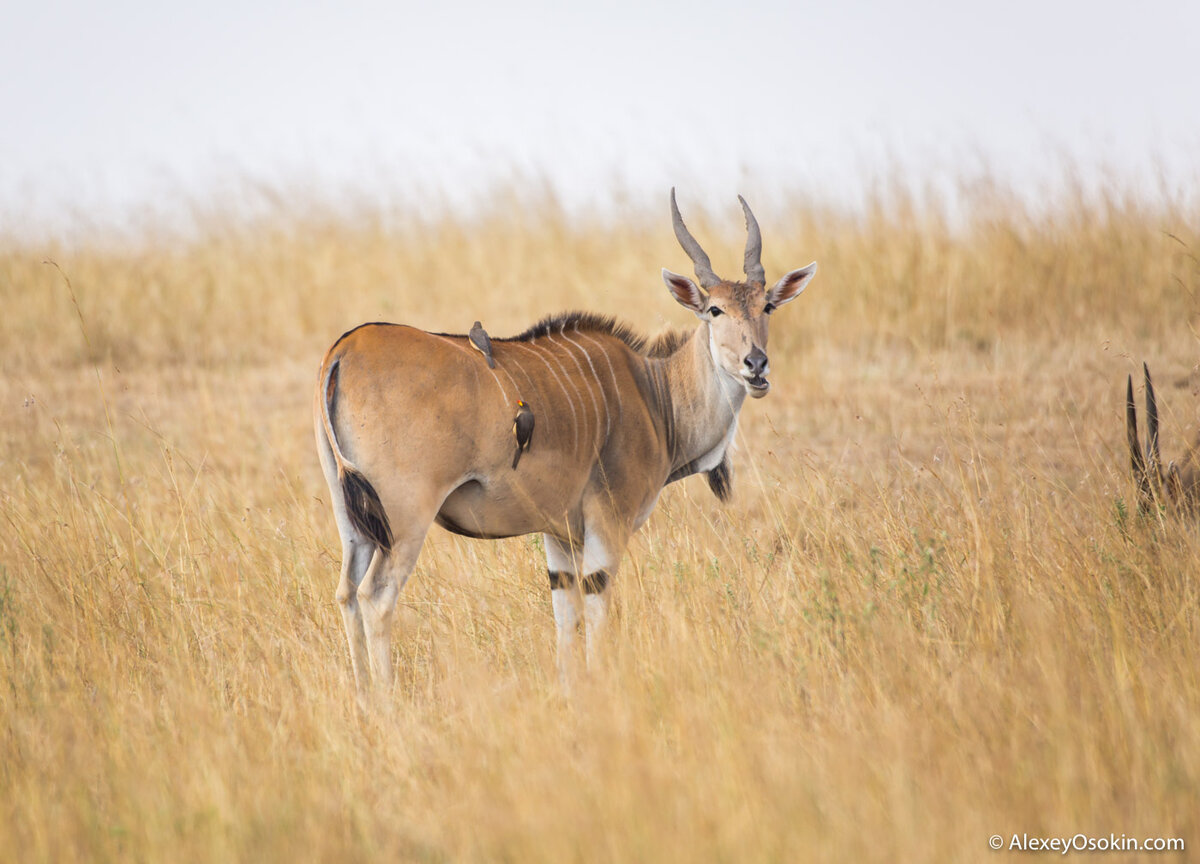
[548,570,576,590]
[581,569,609,594]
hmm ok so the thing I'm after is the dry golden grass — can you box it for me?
[2,177,1199,861]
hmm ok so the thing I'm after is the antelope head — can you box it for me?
[1127,362,1200,512]
[662,189,817,399]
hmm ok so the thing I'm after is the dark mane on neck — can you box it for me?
[644,328,691,358]
[502,311,689,358]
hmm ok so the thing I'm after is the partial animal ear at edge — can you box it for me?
[766,262,817,309]
[662,268,708,314]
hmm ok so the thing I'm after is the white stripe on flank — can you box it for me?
[496,361,521,404]
[506,360,553,438]
[485,367,510,403]
[545,344,589,452]
[436,332,511,402]
[561,328,610,439]
[554,330,605,442]
[540,339,589,454]
[510,341,579,455]
[576,331,621,429]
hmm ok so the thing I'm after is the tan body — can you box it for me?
[314,190,817,695]
[320,319,694,543]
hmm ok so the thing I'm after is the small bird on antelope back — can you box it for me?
[512,400,534,469]
[469,320,495,368]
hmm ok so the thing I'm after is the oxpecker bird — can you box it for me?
[512,400,534,469]
[469,320,495,368]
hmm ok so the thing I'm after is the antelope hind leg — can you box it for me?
[336,539,375,696]
[357,532,426,698]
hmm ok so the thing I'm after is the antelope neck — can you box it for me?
[648,323,746,478]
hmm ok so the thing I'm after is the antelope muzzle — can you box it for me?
[743,345,770,396]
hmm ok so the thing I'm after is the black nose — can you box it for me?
[745,345,768,376]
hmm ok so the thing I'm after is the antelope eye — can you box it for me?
[763,301,776,314]
[708,306,724,317]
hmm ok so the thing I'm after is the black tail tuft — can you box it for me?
[341,467,394,552]
[706,458,733,503]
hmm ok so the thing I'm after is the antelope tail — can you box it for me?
[321,358,394,552]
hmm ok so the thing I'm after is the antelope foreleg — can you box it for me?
[545,534,582,689]
[580,517,629,672]
[581,570,611,671]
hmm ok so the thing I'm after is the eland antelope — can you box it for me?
[314,189,817,693]
[1127,363,1200,512]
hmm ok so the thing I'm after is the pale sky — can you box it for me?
[2,0,1197,236]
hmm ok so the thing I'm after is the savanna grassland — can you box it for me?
[2,179,1199,861]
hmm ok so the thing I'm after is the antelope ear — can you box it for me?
[765,262,817,310]
[662,268,708,314]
